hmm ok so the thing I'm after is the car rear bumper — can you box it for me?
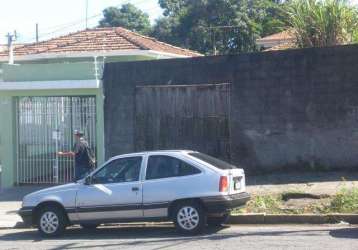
[18,207,34,226]
[201,192,250,214]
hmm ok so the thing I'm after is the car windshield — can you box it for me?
[188,152,237,170]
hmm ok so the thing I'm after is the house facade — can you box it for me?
[0,27,200,188]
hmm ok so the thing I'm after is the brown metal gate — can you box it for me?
[135,83,231,160]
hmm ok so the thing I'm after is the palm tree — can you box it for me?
[286,0,358,48]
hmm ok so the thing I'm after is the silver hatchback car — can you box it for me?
[19,150,250,236]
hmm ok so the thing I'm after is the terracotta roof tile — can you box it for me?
[0,27,202,58]
[264,41,297,51]
[257,29,296,43]
[115,27,203,57]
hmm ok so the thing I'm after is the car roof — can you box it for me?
[108,150,196,160]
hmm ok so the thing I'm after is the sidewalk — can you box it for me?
[0,185,51,228]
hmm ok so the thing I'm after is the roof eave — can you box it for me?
[0,49,193,62]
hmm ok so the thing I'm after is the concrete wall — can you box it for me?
[2,62,100,82]
[103,45,358,173]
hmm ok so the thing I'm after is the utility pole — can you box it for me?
[6,31,17,64]
[36,23,39,43]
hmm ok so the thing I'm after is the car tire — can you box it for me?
[207,214,229,227]
[173,201,206,235]
[80,223,100,229]
[37,205,67,237]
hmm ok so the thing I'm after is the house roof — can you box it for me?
[257,29,296,50]
[257,29,295,43]
[0,43,27,52]
[264,40,297,51]
[0,27,202,59]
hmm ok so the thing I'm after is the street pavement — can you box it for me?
[0,224,357,250]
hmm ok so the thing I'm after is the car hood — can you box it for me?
[24,182,80,200]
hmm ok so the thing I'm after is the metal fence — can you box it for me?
[16,96,97,184]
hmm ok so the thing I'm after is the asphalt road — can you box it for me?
[0,224,357,250]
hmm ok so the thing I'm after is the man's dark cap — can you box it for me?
[74,130,84,136]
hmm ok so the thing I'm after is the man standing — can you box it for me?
[58,130,95,181]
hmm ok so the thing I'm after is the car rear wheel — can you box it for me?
[207,214,229,227]
[173,201,206,234]
[37,206,66,237]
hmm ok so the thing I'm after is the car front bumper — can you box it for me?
[18,207,34,226]
[201,192,251,214]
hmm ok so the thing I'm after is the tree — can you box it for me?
[261,0,288,36]
[99,3,151,35]
[286,0,358,48]
[151,0,287,55]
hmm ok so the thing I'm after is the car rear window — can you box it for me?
[188,152,237,169]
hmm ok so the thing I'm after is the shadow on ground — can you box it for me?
[0,225,357,250]
[329,227,358,239]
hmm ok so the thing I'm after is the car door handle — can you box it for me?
[132,187,139,192]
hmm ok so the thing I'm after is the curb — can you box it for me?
[228,213,358,224]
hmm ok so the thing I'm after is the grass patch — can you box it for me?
[247,195,282,214]
[329,187,358,213]
[233,186,358,215]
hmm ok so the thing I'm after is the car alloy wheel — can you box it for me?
[173,201,206,234]
[40,211,59,234]
[177,206,200,230]
[37,205,67,237]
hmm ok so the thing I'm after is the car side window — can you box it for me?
[146,155,201,180]
[92,157,142,184]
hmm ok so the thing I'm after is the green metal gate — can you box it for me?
[16,96,96,184]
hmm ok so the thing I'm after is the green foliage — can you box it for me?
[151,0,287,55]
[99,3,151,35]
[286,0,358,48]
[244,194,282,214]
[261,0,288,36]
[329,186,358,213]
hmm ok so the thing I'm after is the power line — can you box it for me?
[21,0,153,43]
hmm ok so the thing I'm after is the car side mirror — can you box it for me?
[84,176,92,185]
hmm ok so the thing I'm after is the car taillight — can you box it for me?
[219,176,228,192]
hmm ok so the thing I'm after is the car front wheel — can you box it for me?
[173,201,206,234]
[37,206,66,237]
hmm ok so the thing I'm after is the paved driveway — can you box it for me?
[0,225,357,250]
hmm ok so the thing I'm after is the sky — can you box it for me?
[0,0,163,44]
[1,0,358,45]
